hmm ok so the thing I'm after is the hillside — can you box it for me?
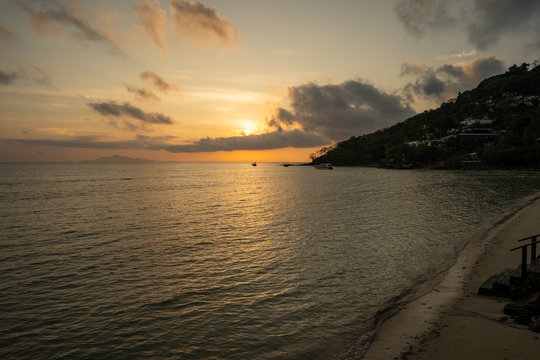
[311,63,540,168]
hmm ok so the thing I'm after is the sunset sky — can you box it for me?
[1,0,539,162]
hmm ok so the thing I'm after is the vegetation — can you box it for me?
[311,63,540,168]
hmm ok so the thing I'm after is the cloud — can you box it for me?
[125,84,160,102]
[467,0,540,50]
[0,23,16,42]
[394,0,540,49]
[0,70,19,85]
[16,0,120,53]
[441,56,506,85]
[401,56,505,100]
[133,0,168,53]
[38,127,75,136]
[394,0,455,36]
[269,80,415,141]
[162,130,329,153]
[5,130,329,153]
[170,0,240,48]
[400,63,448,99]
[124,70,176,102]
[135,134,179,142]
[5,136,141,150]
[0,65,51,86]
[436,49,476,61]
[7,79,417,153]
[87,101,174,125]
[140,70,178,92]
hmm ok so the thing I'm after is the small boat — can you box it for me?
[314,163,333,169]
[251,162,257,166]
[282,163,290,167]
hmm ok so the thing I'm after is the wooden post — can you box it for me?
[531,235,537,261]
[522,246,528,280]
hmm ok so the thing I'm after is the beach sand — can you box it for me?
[362,194,540,360]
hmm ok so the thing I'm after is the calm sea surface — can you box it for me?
[1,163,540,359]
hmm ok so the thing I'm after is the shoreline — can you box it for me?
[360,192,540,359]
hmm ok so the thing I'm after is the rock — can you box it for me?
[515,315,532,325]
[504,302,540,316]
[532,319,540,333]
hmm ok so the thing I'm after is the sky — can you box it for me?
[1,0,539,162]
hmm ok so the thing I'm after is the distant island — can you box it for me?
[311,63,540,169]
[81,155,156,163]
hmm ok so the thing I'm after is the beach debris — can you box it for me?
[502,293,540,331]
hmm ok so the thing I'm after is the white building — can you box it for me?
[459,118,495,127]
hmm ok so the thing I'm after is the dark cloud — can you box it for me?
[0,23,16,42]
[266,108,295,132]
[401,56,506,100]
[467,0,540,50]
[125,84,160,102]
[170,0,240,48]
[395,0,540,49]
[133,0,168,53]
[0,65,50,86]
[6,130,328,153]
[0,70,19,85]
[269,80,415,140]
[140,70,178,92]
[162,130,329,153]
[136,134,178,142]
[16,0,120,53]
[87,101,174,125]
[440,56,506,85]
[401,63,448,98]
[394,0,455,36]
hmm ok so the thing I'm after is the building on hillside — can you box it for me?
[459,118,495,127]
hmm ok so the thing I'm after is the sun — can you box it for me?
[240,120,258,136]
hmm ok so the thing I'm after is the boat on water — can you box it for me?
[252,162,257,166]
[314,163,333,170]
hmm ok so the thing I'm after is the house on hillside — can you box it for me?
[406,117,501,150]
[459,118,495,127]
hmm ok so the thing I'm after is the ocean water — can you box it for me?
[1,162,539,359]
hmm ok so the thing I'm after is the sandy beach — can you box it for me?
[362,193,540,360]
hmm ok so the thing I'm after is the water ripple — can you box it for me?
[1,164,540,359]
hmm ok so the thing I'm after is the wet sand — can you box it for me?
[362,194,540,359]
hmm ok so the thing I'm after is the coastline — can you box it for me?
[361,192,540,359]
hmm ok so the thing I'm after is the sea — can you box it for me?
[1,162,540,359]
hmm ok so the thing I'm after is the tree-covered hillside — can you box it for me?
[311,63,540,168]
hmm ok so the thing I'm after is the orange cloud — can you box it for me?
[133,0,168,53]
[16,0,121,53]
[140,70,179,92]
[125,84,161,102]
[170,0,240,48]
